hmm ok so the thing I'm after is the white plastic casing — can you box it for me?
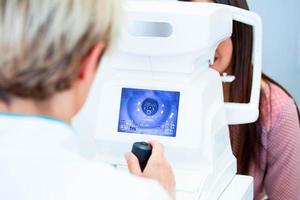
[72,2,262,193]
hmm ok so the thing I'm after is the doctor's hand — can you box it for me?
[125,141,176,200]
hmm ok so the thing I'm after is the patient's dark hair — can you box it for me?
[179,0,300,174]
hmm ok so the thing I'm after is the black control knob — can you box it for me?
[131,142,153,172]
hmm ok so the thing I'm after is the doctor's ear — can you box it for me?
[210,38,233,73]
[71,42,106,115]
[78,42,106,80]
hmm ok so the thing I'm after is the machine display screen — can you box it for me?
[118,88,180,137]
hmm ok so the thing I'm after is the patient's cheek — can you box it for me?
[192,0,213,2]
[209,61,226,73]
[209,39,233,73]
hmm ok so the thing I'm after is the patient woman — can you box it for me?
[0,1,175,199]
[179,0,300,199]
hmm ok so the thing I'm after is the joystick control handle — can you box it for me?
[131,142,152,172]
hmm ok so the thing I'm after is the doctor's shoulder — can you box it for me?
[64,161,171,200]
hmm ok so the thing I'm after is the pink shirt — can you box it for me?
[231,82,300,200]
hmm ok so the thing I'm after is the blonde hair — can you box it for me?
[0,0,119,102]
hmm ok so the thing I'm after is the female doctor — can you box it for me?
[0,0,175,199]
[179,0,300,199]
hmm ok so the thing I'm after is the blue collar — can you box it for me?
[0,112,70,127]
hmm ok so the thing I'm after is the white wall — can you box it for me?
[248,0,300,105]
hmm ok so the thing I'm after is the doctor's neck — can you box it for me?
[0,90,78,122]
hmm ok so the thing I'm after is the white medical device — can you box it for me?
[73,1,262,199]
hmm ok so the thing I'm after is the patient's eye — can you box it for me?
[142,98,159,116]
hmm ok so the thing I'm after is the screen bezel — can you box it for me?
[117,87,180,137]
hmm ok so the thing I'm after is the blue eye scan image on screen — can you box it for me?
[118,88,180,137]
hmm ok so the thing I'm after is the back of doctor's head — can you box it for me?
[0,0,118,103]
